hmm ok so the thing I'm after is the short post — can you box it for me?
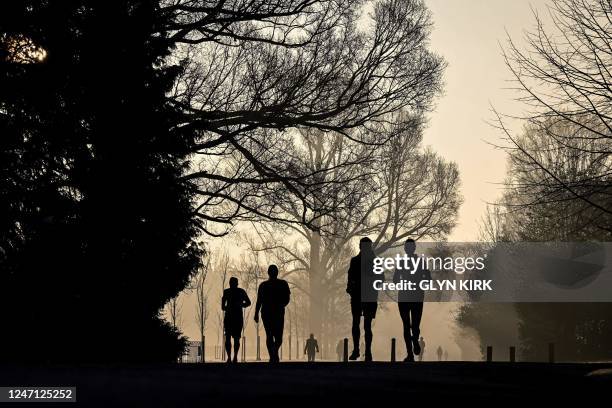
[486,346,493,362]
[548,343,555,363]
[256,336,261,361]
[391,338,396,362]
[343,338,349,362]
[509,346,516,363]
[242,336,246,362]
[289,334,292,361]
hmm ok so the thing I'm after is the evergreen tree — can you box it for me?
[0,1,201,362]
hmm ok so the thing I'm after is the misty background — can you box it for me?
[169,0,561,362]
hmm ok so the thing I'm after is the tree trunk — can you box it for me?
[309,232,324,338]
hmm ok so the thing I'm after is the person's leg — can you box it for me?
[410,302,424,355]
[262,316,275,362]
[224,332,232,363]
[364,317,373,361]
[398,303,413,361]
[232,335,241,362]
[364,302,377,361]
[274,312,285,361]
[350,300,361,358]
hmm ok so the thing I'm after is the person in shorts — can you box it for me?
[346,237,378,361]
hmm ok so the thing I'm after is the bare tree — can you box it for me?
[166,0,446,235]
[166,295,183,331]
[192,252,211,362]
[494,0,612,232]
[479,203,510,243]
[248,114,461,341]
[213,249,231,358]
[467,119,612,363]
[498,119,612,240]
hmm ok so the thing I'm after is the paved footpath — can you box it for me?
[1,362,611,406]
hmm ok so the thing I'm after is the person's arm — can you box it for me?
[304,342,307,354]
[282,281,291,307]
[254,284,262,323]
[242,290,251,308]
[221,290,227,312]
[346,258,356,295]
[315,340,319,352]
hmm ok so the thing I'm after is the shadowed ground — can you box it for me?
[1,362,611,406]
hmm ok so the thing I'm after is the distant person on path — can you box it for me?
[437,346,443,362]
[393,239,431,362]
[222,277,251,363]
[347,237,379,361]
[254,265,291,363]
[336,339,344,361]
[444,350,449,361]
[304,334,320,362]
[418,337,426,362]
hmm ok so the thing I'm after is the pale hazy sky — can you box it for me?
[425,0,550,240]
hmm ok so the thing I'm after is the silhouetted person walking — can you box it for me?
[304,334,319,362]
[222,277,251,363]
[347,237,378,361]
[437,346,443,362]
[444,350,448,361]
[418,336,426,362]
[254,265,291,363]
[393,238,431,362]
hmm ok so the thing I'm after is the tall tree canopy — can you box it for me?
[1,1,202,362]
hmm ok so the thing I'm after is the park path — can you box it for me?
[1,362,610,406]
